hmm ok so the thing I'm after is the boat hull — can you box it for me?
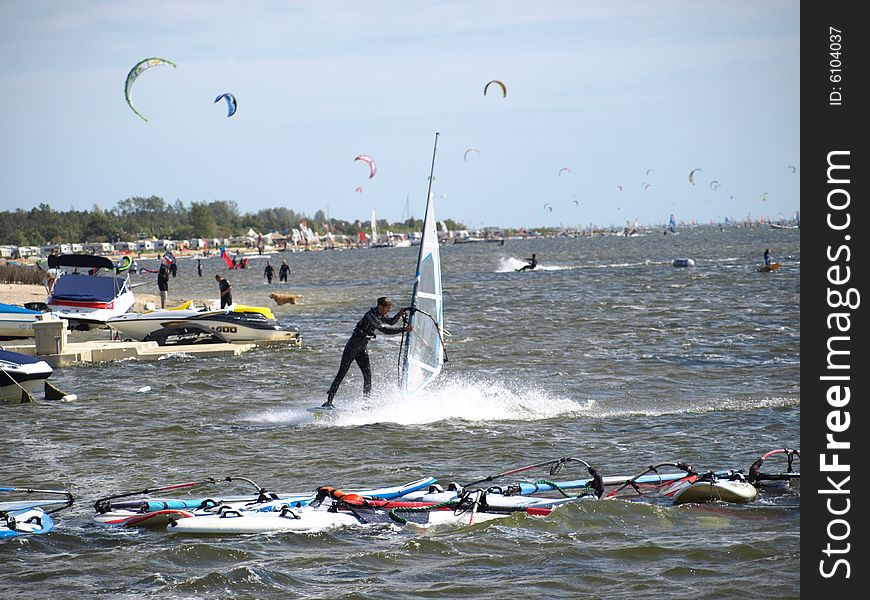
[0,350,53,402]
[107,308,299,344]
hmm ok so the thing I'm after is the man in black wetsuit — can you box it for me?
[278,260,290,283]
[157,263,170,308]
[517,253,537,271]
[215,274,232,308]
[322,297,412,408]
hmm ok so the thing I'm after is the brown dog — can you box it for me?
[270,292,302,305]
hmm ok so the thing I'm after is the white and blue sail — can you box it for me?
[400,133,445,395]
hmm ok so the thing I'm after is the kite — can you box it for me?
[558,167,571,176]
[787,165,798,173]
[688,168,702,185]
[709,180,721,191]
[543,203,553,212]
[214,93,237,117]
[484,80,507,97]
[125,57,177,122]
[354,155,377,179]
[464,147,480,162]
[355,187,364,193]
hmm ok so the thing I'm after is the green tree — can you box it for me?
[190,202,218,238]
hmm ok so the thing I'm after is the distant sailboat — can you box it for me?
[369,208,391,248]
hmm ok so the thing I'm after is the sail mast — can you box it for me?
[399,132,443,395]
[412,132,440,311]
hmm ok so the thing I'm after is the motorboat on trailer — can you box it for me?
[0,349,53,403]
[106,301,300,345]
[45,254,135,329]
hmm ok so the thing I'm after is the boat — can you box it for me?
[0,349,54,403]
[1,486,73,538]
[757,262,781,272]
[93,476,437,528]
[106,301,300,345]
[368,208,393,248]
[0,303,50,340]
[399,132,446,396]
[45,254,135,328]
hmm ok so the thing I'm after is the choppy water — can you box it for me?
[2,225,800,599]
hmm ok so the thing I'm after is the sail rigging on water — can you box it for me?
[370,208,379,246]
[400,133,445,395]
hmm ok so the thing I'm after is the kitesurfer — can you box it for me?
[517,253,537,272]
[322,297,413,408]
[157,263,170,308]
[264,261,275,284]
[763,248,772,266]
[278,260,290,283]
[215,274,232,309]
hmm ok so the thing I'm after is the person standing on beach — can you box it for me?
[264,261,275,285]
[157,263,170,308]
[278,260,290,283]
[322,297,412,408]
[215,274,232,309]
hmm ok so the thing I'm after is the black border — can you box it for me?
[803,3,867,593]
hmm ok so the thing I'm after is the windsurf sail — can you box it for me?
[400,133,445,395]
[370,208,379,245]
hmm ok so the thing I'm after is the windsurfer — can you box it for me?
[517,253,537,271]
[322,297,412,408]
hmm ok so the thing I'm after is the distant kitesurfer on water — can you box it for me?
[763,248,772,266]
[517,253,537,271]
[215,274,232,309]
[322,297,412,408]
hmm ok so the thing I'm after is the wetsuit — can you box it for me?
[264,264,275,284]
[157,267,169,308]
[219,278,232,308]
[518,256,537,271]
[326,307,406,403]
[279,263,290,283]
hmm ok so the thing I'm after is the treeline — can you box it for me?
[0,197,468,246]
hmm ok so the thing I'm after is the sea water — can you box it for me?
[1,225,799,599]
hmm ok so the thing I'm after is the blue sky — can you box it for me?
[0,1,799,229]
